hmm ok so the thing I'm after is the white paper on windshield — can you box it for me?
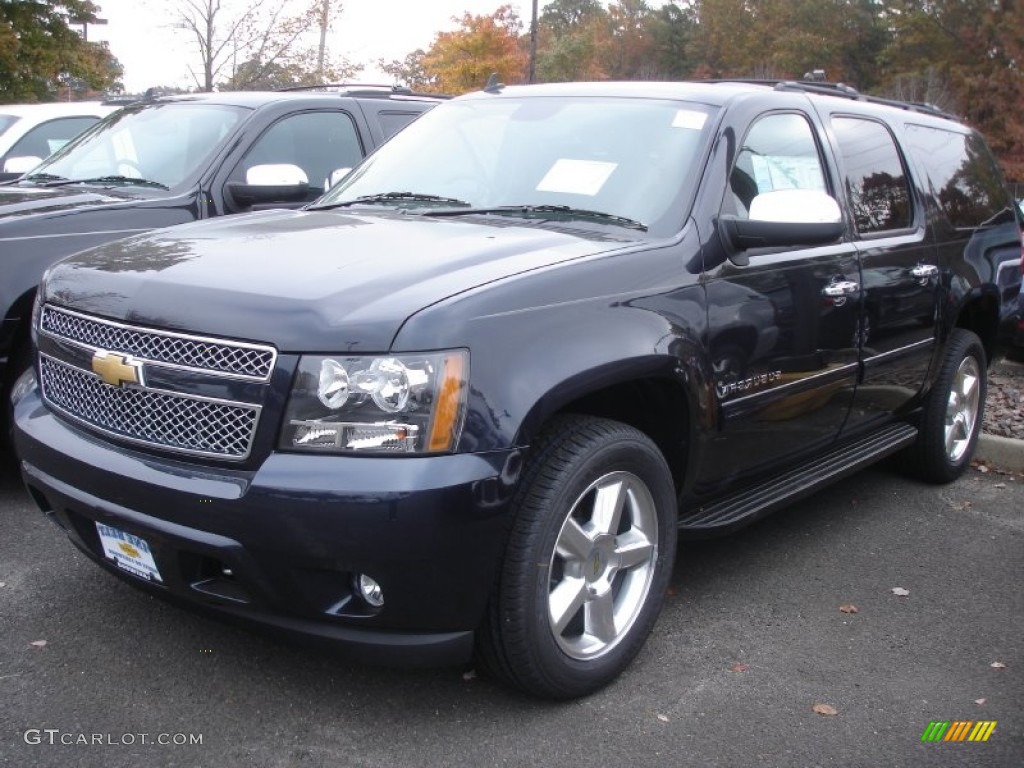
[536,159,617,196]
[672,110,707,130]
[46,139,70,154]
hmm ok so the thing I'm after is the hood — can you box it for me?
[0,183,134,221]
[42,208,638,352]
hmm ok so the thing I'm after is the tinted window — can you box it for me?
[904,123,1007,228]
[831,116,912,234]
[239,111,363,198]
[726,112,827,218]
[6,116,99,160]
[378,110,422,139]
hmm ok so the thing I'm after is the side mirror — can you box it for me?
[3,155,43,175]
[226,163,309,208]
[324,167,352,191]
[721,189,843,257]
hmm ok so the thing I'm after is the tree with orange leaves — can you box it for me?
[421,5,528,95]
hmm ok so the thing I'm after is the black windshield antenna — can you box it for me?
[484,73,504,93]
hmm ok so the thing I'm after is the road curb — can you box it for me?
[976,432,1024,474]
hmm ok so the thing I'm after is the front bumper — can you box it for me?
[14,381,519,667]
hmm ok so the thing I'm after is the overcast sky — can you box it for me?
[89,0,551,92]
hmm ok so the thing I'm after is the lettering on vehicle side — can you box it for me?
[716,370,783,399]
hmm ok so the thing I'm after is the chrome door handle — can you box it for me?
[822,280,859,297]
[909,264,939,279]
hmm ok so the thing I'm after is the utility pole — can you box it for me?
[528,0,538,83]
[317,0,330,81]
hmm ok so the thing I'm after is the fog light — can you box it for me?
[356,573,384,607]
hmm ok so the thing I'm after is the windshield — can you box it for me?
[29,102,247,190]
[315,95,716,235]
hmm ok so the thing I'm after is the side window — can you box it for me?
[378,110,424,139]
[236,111,364,198]
[5,116,99,161]
[831,117,912,234]
[726,113,826,218]
[903,124,1006,228]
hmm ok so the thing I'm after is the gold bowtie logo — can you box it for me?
[92,351,142,388]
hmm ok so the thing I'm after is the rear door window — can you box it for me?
[831,116,913,234]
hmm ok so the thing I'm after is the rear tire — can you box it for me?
[476,415,677,699]
[901,328,986,483]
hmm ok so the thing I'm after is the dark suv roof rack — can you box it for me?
[273,83,450,100]
[706,78,959,121]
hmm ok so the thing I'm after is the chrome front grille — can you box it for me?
[40,304,275,380]
[40,356,260,459]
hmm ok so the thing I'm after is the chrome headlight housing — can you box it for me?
[280,350,468,454]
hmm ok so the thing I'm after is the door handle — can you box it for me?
[822,280,859,297]
[909,264,939,279]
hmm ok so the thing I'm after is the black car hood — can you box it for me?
[0,183,135,219]
[42,208,638,352]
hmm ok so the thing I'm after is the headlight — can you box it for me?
[280,350,468,454]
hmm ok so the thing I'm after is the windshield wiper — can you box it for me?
[419,204,648,231]
[311,191,471,210]
[23,172,68,183]
[39,175,169,190]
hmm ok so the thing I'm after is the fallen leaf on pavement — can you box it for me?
[975,698,986,705]
[839,604,858,614]
[993,483,1006,489]
[728,662,749,672]
[29,640,47,649]
[990,661,1006,669]
[812,703,838,716]
[656,713,670,723]
[891,587,910,596]
[462,669,477,681]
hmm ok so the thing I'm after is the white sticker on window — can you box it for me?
[673,110,707,130]
[46,139,70,154]
[536,158,617,196]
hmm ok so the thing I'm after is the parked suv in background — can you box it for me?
[0,101,120,182]
[0,86,445,446]
[13,80,1021,698]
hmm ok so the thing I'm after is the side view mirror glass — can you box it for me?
[3,155,43,175]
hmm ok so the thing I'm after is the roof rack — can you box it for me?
[273,83,450,99]
[704,78,959,121]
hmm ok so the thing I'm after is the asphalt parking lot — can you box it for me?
[1,458,1021,768]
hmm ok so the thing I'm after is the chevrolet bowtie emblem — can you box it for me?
[92,351,143,388]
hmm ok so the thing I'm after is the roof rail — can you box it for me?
[703,78,959,121]
[272,83,450,99]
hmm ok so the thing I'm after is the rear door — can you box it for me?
[821,111,937,433]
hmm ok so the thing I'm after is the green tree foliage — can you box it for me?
[535,0,609,81]
[0,0,123,102]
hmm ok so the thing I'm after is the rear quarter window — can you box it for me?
[377,110,424,139]
[903,124,1007,228]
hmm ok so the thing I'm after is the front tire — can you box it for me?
[476,415,677,699]
[901,328,986,483]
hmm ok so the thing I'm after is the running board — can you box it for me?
[679,423,919,534]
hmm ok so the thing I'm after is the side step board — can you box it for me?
[679,423,919,534]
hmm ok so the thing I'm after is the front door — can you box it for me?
[697,110,860,493]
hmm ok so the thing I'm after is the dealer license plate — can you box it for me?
[95,522,163,583]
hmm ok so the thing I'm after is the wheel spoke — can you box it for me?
[614,529,654,571]
[591,479,628,535]
[555,517,593,562]
[584,590,617,643]
[549,577,587,635]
